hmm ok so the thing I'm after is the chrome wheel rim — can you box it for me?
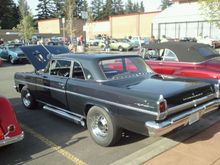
[91,114,108,139]
[23,92,31,107]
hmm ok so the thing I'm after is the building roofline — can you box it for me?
[109,11,161,18]
[36,18,60,23]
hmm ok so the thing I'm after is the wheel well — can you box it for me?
[84,104,94,116]
[19,84,25,92]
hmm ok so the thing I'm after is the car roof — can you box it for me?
[53,53,139,61]
[143,41,220,62]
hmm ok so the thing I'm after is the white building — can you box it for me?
[153,1,220,39]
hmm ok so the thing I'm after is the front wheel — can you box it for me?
[21,86,36,109]
[9,56,16,64]
[87,106,121,147]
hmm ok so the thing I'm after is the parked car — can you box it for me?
[99,38,134,51]
[197,36,220,48]
[142,42,220,80]
[129,36,150,47]
[0,43,27,64]
[0,96,24,147]
[87,38,103,46]
[15,45,220,146]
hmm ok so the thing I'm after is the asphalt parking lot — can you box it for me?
[1,62,220,165]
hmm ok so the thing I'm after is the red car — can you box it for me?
[0,96,23,147]
[143,42,220,80]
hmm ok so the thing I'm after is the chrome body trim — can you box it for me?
[15,80,158,116]
[145,99,220,136]
[0,131,24,147]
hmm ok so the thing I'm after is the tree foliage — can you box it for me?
[36,0,55,19]
[199,0,220,28]
[53,0,65,17]
[0,0,20,29]
[161,0,173,10]
[13,0,35,42]
[91,0,104,20]
[112,0,124,15]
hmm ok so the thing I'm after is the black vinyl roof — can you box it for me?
[143,42,220,62]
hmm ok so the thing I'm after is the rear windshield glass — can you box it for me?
[197,47,219,57]
[99,57,153,80]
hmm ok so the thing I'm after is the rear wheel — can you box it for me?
[21,86,36,109]
[87,106,121,147]
[118,46,123,52]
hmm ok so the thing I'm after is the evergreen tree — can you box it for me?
[76,0,88,18]
[36,0,55,20]
[53,0,65,17]
[125,0,134,13]
[102,0,113,20]
[161,0,173,10]
[112,0,124,15]
[139,1,145,12]
[0,0,20,29]
[133,2,139,12]
[91,0,104,20]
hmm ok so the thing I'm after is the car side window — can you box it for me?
[72,62,85,80]
[50,60,71,77]
[163,49,179,61]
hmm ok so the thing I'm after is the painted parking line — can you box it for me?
[21,123,87,165]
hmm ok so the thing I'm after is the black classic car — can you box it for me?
[14,45,220,146]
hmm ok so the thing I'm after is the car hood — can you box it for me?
[103,74,214,105]
[20,45,70,70]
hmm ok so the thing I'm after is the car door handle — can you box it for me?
[58,83,65,88]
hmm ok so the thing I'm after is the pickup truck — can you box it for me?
[14,45,220,146]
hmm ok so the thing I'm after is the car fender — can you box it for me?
[173,69,220,79]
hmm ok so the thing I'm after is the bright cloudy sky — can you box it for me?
[14,0,162,15]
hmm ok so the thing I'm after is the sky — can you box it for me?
[14,0,162,15]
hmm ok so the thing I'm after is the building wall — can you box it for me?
[84,12,160,40]
[38,18,61,34]
[111,12,159,38]
[84,21,110,39]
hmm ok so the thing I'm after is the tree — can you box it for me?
[18,0,29,18]
[112,0,124,15]
[199,0,220,28]
[91,0,104,20]
[0,0,20,29]
[125,0,134,13]
[64,0,77,41]
[139,1,145,12]
[53,0,65,17]
[102,0,113,20]
[13,0,35,42]
[161,0,173,10]
[13,15,35,42]
[75,0,88,18]
[36,0,55,19]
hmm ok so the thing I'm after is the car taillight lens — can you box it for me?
[159,101,166,113]
[0,128,4,140]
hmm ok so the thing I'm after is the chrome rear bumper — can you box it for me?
[0,132,24,147]
[145,99,220,136]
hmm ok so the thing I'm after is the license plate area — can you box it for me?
[189,112,200,125]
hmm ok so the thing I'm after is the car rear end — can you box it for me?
[0,96,24,147]
[145,83,220,136]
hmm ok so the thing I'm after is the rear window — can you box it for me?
[197,47,219,57]
[99,57,153,80]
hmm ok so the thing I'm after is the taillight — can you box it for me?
[0,128,4,140]
[159,101,166,113]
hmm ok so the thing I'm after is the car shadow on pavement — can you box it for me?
[163,110,220,144]
[1,98,147,165]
